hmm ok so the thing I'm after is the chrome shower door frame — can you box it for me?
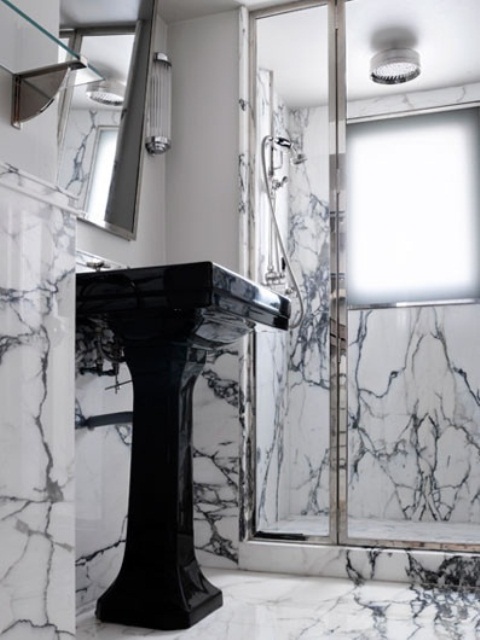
[243,0,341,547]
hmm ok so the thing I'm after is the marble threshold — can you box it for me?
[76,567,480,639]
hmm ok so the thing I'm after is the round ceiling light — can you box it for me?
[86,80,125,106]
[370,48,421,85]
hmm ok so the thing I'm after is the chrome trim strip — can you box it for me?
[348,298,480,311]
[330,0,348,547]
[328,0,339,546]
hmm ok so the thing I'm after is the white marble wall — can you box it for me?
[75,364,132,613]
[348,305,480,530]
[0,164,76,639]
[192,348,243,568]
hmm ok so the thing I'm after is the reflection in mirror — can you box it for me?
[58,30,135,230]
[58,0,157,239]
[251,3,331,540]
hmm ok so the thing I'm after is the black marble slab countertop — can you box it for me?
[76,261,291,331]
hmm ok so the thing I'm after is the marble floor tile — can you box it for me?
[76,568,480,639]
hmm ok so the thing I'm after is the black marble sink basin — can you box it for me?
[76,261,290,348]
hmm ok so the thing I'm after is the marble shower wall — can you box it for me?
[254,71,331,528]
[0,165,76,638]
[254,68,290,529]
[348,304,480,530]
[286,107,330,521]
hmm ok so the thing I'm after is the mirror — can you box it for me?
[58,0,156,240]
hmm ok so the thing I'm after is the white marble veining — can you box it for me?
[0,163,76,638]
[348,305,480,532]
[76,567,480,639]
[75,367,132,612]
[192,347,243,569]
[286,105,330,520]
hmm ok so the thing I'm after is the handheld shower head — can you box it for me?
[272,136,293,150]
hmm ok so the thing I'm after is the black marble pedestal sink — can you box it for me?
[76,261,290,631]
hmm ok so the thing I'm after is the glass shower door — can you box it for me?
[344,0,480,551]
[252,1,333,540]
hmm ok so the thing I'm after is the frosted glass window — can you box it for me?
[346,108,480,306]
[86,127,118,225]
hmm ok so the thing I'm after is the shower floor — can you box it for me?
[260,515,480,546]
[77,567,480,639]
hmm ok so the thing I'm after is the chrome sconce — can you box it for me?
[145,52,171,154]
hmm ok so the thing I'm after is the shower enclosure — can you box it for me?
[245,0,480,552]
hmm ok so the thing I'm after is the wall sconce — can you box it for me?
[145,52,172,154]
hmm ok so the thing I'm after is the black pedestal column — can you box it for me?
[96,341,223,630]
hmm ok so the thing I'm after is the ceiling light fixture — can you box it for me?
[370,48,421,85]
[86,80,125,106]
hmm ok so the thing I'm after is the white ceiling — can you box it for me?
[59,0,288,27]
[257,0,480,106]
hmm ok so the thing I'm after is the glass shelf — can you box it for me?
[0,0,103,126]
